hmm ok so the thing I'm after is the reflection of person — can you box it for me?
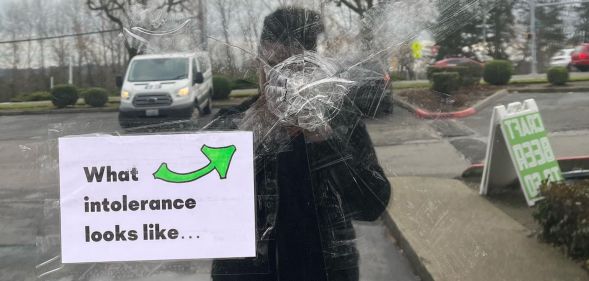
[210,7,391,281]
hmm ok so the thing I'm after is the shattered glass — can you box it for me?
[0,0,512,280]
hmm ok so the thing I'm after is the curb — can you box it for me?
[393,89,508,120]
[0,100,247,116]
[380,212,435,281]
[461,155,589,178]
[0,107,118,116]
[509,86,589,93]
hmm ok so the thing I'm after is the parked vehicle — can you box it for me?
[432,57,484,68]
[571,44,589,72]
[549,48,575,69]
[117,52,213,128]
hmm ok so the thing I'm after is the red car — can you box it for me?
[433,57,484,68]
[571,44,589,71]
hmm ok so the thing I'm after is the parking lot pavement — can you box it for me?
[0,111,418,281]
[441,92,589,164]
[459,92,589,137]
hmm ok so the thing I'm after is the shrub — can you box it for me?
[212,76,232,100]
[483,60,513,85]
[390,71,407,81]
[51,85,78,108]
[461,62,484,86]
[534,180,589,260]
[78,88,90,99]
[547,67,569,86]
[11,91,52,102]
[427,65,482,87]
[84,87,109,107]
[431,72,460,94]
[28,91,52,101]
[231,78,258,90]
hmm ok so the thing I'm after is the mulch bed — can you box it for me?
[396,84,503,112]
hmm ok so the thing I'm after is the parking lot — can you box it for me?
[0,109,418,281]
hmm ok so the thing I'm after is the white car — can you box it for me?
[549,48,574,69]
[117,52,213,128]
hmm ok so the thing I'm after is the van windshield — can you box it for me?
[127,58,189,82]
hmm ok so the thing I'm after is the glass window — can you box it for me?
[127,58,189,82]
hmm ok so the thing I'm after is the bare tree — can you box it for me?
[32,0,50,79]
[86,0,192,59]
[213,0,237,75]
[2,1,25,98]
[330,0,376,17]
[49,0,71,69]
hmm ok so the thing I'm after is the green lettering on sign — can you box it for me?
[501,112,562,201]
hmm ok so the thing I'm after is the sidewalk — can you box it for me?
[382,177,588,281]
[369,121,589,280]
[366,98,589,280]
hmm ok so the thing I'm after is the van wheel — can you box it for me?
[202,97,212,115]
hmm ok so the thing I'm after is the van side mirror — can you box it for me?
[193,72,204,84]
[115,76,123,88]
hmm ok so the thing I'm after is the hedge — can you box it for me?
[427,64,482,87]
[11,91,52,102]
[534,180,589,261]
[84,87,109,107]
[547,67,569,86]
[483,60,513,85]
[432,72,460,94]
[213,76,232,100]
[231,78,258,90]
[51,84,78,108]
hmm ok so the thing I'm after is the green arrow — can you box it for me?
[153,145,237,183]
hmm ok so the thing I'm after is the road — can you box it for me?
[365,92,589,178]
[0,111,418,281]
[452,92,589,164]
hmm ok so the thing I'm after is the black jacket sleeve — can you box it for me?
[311,120,391,222]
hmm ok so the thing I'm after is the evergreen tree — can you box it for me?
[487,0,517,59]
[535,5,566,71]
[434,0,481,59]
[573,3,589,44]
[434,0,517,60]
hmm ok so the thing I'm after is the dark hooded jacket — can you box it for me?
[209,96,391,281]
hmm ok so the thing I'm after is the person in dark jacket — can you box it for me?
[209,7,391,281]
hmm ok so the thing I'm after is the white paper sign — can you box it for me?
[58,132,255,263]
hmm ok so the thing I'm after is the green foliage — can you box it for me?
[83,87,109,107]
[534,180,589,260]
[427,65,482,87]
[390,71,407,81]
[11,91,52,102]
[231,79,258,90]
[78,88,90,99]
[427,66,463,80]
[536,5,567,70]
[50,85,79,108]
[431,72,460,94]
[460,62,484,86]
[547,67,569,86]
[435,0,516,59]
[483,60,513,85]
[212,76,232,100]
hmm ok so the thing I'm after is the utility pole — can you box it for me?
[530,0,538,74]
[197,0,207,50]
[68,56,73,85]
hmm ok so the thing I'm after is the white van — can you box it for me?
[117,52,213,128]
